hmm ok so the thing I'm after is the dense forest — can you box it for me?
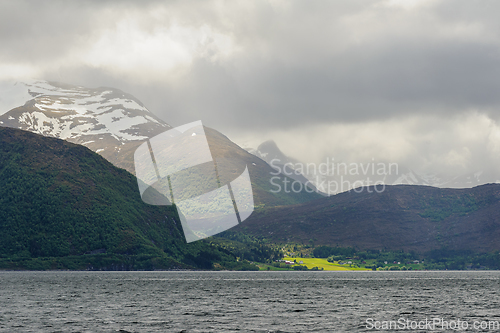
[0,127,276,270]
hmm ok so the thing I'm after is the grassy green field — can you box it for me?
[283,257,370,271]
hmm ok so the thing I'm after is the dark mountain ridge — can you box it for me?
[235,184,500,253]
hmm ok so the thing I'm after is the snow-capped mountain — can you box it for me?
[0,80,171,173]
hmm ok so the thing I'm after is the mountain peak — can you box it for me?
[0,80,171,173]
[257,139,280,152]
[0,79,169,140]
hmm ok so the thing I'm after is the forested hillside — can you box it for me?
[0,127,277,270]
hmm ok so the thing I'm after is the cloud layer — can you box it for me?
[2,0,500,176]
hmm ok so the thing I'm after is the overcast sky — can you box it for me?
[2,0,500,177]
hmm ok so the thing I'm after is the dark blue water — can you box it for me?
[1,271,499,332]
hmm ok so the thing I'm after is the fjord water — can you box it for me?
[1,271,499,332]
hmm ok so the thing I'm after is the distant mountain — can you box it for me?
[248,139,500,193]
[0,127,273,270]
[248,140,300,167]
[0,80,321,208]
[247,140,323,194]
[248,139,408,194]
[387,167,500,189]
[234,183,500,253]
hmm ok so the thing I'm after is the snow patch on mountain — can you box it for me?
[0,80,170,144]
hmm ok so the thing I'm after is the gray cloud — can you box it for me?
[2,0,500,177]
[0,1,94,62]
[2,0,498,125]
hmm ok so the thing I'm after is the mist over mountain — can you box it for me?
[3,80,497,200]
[247,140,322,195]
[248,140,500,194]
[0,80,321,209]
[2,79,499,261]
